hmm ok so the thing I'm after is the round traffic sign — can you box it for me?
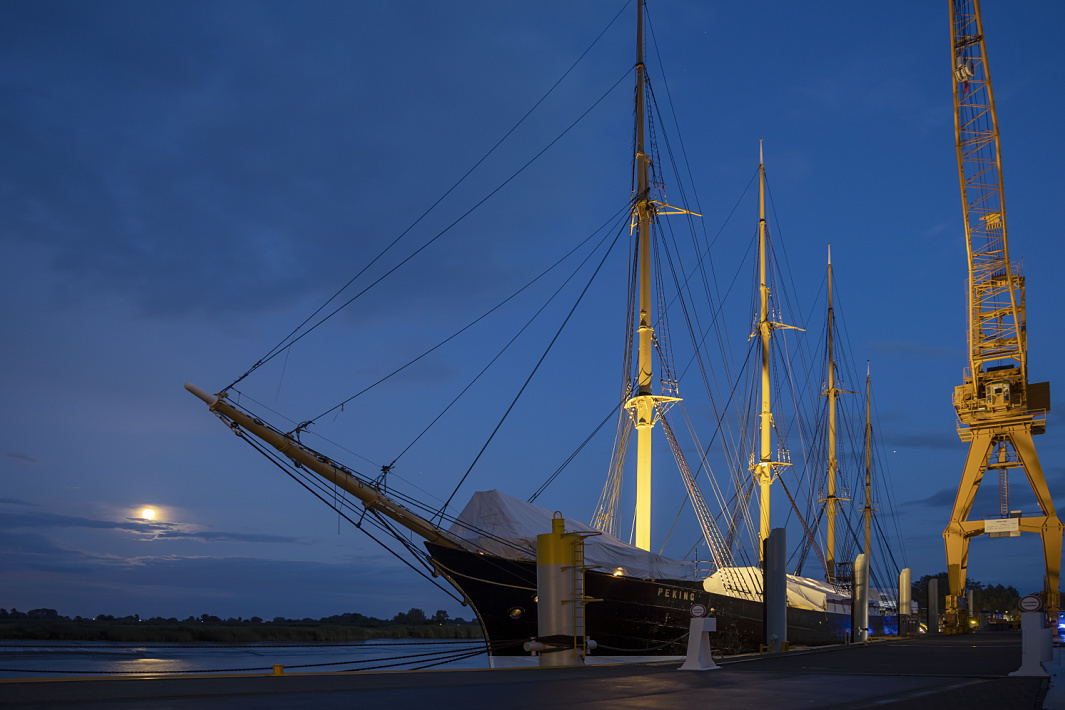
[1019,594,1043,612]
[690,603,707,618]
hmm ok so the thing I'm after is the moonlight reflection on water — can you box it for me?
[0,640,490,678]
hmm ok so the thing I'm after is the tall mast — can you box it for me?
[824,246,839,581]
[864,363,873,556]
[755,143,772,560]
[610,0,687,551]
[753,143,773,562]
[749,143,798,564]
[629,0,657,552]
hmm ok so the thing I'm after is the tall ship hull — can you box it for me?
[427,542,894,659]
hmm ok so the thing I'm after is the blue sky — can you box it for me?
[2,0,1063,621]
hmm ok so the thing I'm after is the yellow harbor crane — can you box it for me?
[944,0,1060,634]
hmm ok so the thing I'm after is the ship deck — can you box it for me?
[0,632,1054,709]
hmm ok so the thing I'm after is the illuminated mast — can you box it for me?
[625,0,676,551]
[823,246,841,581]
[864,364,875,557]
[750,143,795,562]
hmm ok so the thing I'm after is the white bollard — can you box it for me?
[679,617,719,671]
[898,568,912,636]
[852,553,869,643]
[1010,611,1050,677]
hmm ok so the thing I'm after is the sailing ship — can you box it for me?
[187,1,905,661]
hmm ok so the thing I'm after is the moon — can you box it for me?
[142,508,156,520]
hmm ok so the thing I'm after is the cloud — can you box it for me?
[909,487,958,509]
[150,529,301,545]
[0,531,105,574]
[0,497,40,506]
[0,509,300,545]
[0,535,447,619]
[0,2,541,323]
[4,451,40,466]
[0,498,462,618]
[1,510,136,532]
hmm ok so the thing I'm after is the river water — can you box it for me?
[0,639,490,679]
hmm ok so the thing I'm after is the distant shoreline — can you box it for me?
[0,621,483,643]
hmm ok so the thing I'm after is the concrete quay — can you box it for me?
[0,632,1049,709]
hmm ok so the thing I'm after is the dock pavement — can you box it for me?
[0,632,1052,709]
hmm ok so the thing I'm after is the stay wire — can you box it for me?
[439,215,630,519]
[0,644,511,677]
[218,397,543,562]
[301,198,632,428]
[527,399,624,502]
[248,435,440,580]
[383,201,635,467]
[237,432,463,604]
[0,641,487,650]
[225,2,633,392]
[226,66,632,393]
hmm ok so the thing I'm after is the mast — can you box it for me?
[626,0,664,552]
[604,0,686,551]
[752,143,774,562]
[755,143,772,560]
[824,246,839,581]
[748,143,799,564]
[864,363,873,556]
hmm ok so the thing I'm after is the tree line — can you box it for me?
[911,573,1022,614]
[0,607,476,626]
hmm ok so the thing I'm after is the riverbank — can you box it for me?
[0,621,482,644]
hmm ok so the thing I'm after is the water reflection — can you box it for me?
[0,640,490,678]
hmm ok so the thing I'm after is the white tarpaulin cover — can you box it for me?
[703,566,843,610]
[449,489,699,581]
[702,566,879,611]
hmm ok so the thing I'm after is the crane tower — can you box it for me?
[944,0,1060,634]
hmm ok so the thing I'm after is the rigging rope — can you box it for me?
[438,216,631,519]
[387,202,634,470]
[236,431,463,603]
[226,66,632,396]
[0,644,502,677]
[225,2,634,392]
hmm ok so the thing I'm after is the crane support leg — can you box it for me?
[944,429,992,633]
[944,424,1063,634]
[1041,523,1063,624]
[943,529,972,633]
[1013,429,1063,623]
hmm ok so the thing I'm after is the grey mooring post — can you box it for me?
[852,553,869,642]
[763,527,786,652]
[927,578,939,634]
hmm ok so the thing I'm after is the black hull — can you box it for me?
[427,543,895,657]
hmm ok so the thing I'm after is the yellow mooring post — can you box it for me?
[523,513,595,666]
